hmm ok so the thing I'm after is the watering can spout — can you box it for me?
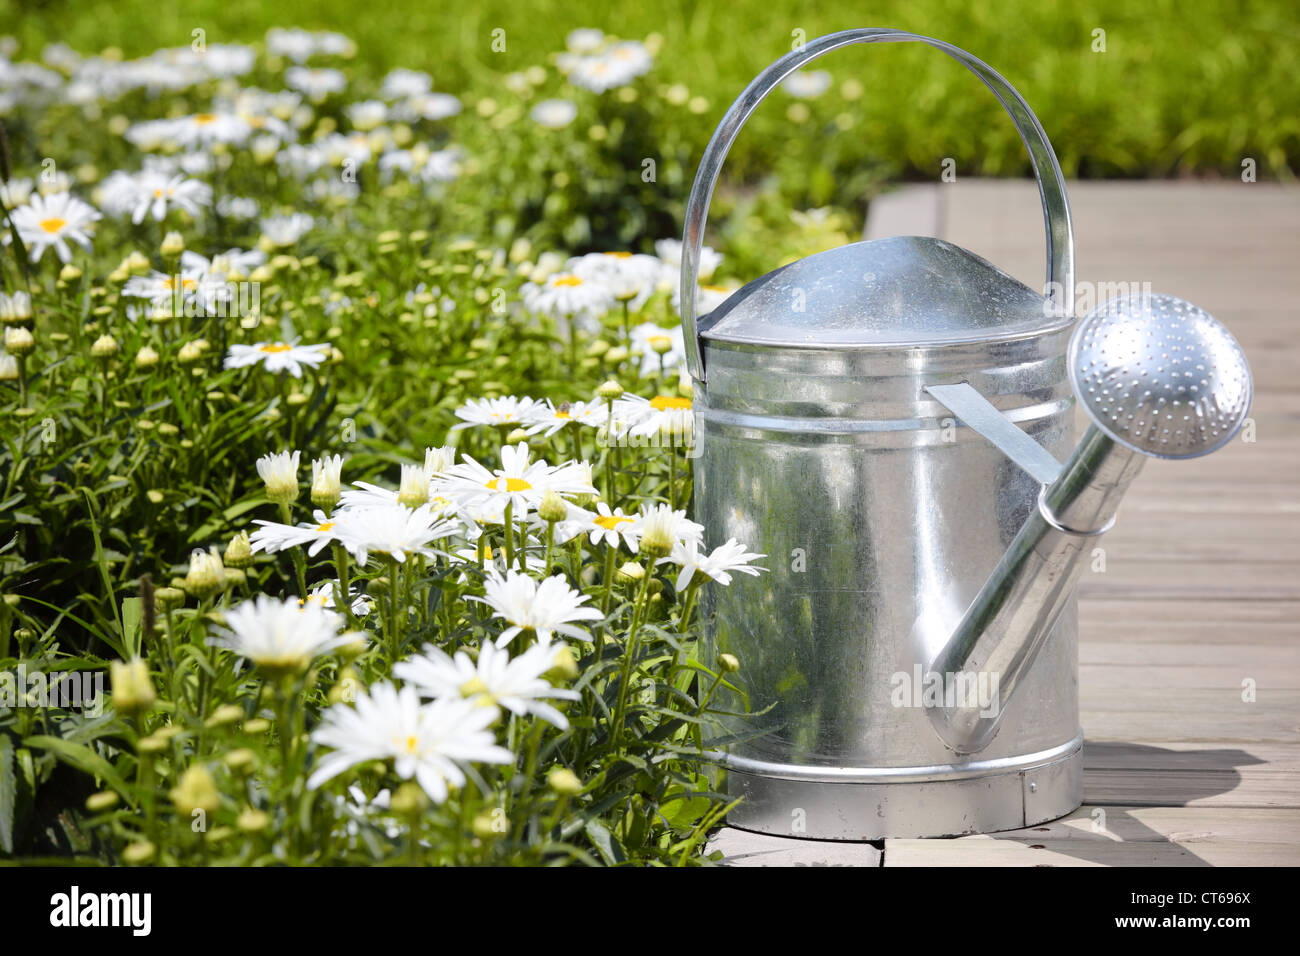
[927,293,1253,755]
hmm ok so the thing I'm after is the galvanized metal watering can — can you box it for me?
[680,29,1254,840]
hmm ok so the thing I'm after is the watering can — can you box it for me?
[680,29,1253,840]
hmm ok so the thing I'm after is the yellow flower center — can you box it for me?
[154,188,164,197]
[460,676,490,698]
[486,477,532,492]
[650,396,692,411]
[194,113,218,125]
[259,343,293,353]
[552,276,583,287]
[39,217,67,234]
[316,521,335,532]
[594,515,632,530]
[606,251,632,258]
[555,410,571,419]
[401,735,419,754]
[648,335,671,347]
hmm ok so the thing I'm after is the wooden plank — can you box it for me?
[709,827,881,867]
[1084,741,1300,808]
[1080,688,1300,743]
[884,807,1300,866]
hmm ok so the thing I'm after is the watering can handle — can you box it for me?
[680,28,1075,383]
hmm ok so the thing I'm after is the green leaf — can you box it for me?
[120,597,142,659]
[583,819,624,865]
[0,735,14,854]
[23,734,128,796]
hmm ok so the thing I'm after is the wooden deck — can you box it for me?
[712,179,1300,867]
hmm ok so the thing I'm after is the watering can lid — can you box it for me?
[698,236,1068,350]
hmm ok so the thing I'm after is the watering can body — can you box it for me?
[681,30,1084,839]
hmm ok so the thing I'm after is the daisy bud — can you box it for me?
[545,644,580,683]
[135,345,160,369]
[547,766,583,796]
[224,748,257,773]
[160,231,185,258]
[596,380,624,401]
[146,489,165,504]
[224,531,254,568]
[390,781,430,818]
[616,561,645,585]
[329,347,344,364]
[59,263,83,282]
[4,326,35,356]
[123,251,152,276]
[155,586,186,611]
[604,346,629,364]
[85,790,119,812]
[397,463,429,508]
[177,341,203,364]
[638,513,676,559]
[720,653,740,673]
[110,658,156,715]
[538,489,568,524]
[243,718,272,736]
[649,336,673,355]
[0,354,17,381]
[257,450,300,504]
[586,339,610,357]
[472,810,506,840]
[249,265,274,283]
[0,291,32,323]
[91,334,118,360]
[506,427,528,444]
[122,841,156,865]
[237,808,270,832]
[184,546,227,599]
[157,422,179,437]
[204,703,245,728]
[286,390,308,407]
[311,454,343,510]
[170,765,220,817]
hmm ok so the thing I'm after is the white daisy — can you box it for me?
[171,111,252,148]
[259,212,314,246]
[630,321,686,377]
[438,443,595,522]
[450,395,543,431]
[611,393,695,439]
[308,682,510,804]
[568,251,662,309]
[476,569,603,646]
[304,581,373,617]
[284,66,346,101]
[332,502,460,566]
[654,238,722,282]
[584,501,641,552]
[11,192,101,263]
[530,98,578,129]
[380,68,432,100]
[661,537,767,590]
[120,170,212,224]
[250,508,341,557]
[224,340,330,377]
[210,594,353,675]
[784,69,832,98]
[526,398,609,437]
[396,640,579,729]
[521,271,614,320]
